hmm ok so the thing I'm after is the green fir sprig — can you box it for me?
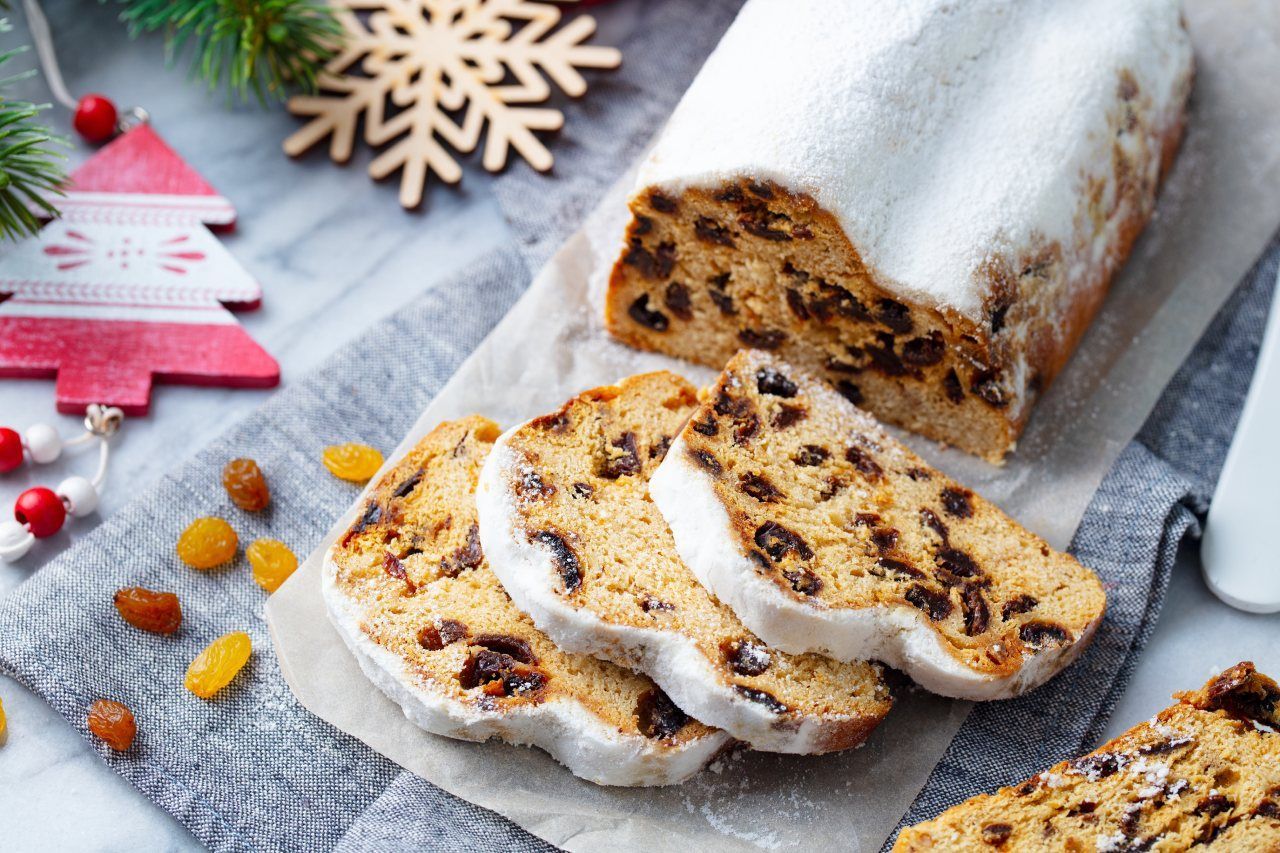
[0,26,64,241]
[114,0,343,104]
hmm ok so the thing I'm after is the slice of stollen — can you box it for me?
[476,371,893,754]
[649,349,1105,700]
[324,416,731,787]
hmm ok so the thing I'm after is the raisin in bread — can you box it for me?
[650,350,1105,700]
[323,416,731,787]
[605,0,1193,462]
[475,372,893,753]
[894,662,1280,851]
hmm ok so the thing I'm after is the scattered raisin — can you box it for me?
[733,413,761,446]
[871,528,899,553]
[981,823,1012,846]
[694,216,735,247]
[458,649,547,697]
[635,688,690,740]
[722,638,772,677]
[221,458,269,511]
[785,288,810,321]
[865,333,907,377]
[113,587,182,634]
[770,403,806,428]
[639,594,675,613]
[690,448,722,476]
[383,552,416,592]
[691,415,718,436]
[1019,620,1071,649]
[990,302,1010,334]
[783,568,823,596]
[920,508,949,541]
[664,282,693,320]
[935,548,982,582]
[905,584,953,621]
[1194,794,1234,816]
[627,294,669,331]
[1001,594,1038,620]
[754,521,813,561]
[419,619,467,650]
[855,513,882,527]
[941,487,974,518]
[708,288,736,315]
[877,557,924,579]
[876,299,913,334]
[323,443,384,482]
[733,685,787,714]
[971,370,1008,407]
[176,517,238,569]
[907,467,932,481]
[747,181,774,199]
[961,586,991,636]
[533,531,581,592]
[902,333,945,367]
[530,411,570,432]
[392,469,424,499]
[738,328,786,350]
[473,634,538,665]
[185,631,252,698]
[601,432,642,479]
[836,381,864,406]
[845,446,883,480]
[632,215,653,236]
[571,482,595,499]
[246,539,299,593]
[755,367,798,398]
[87,699,136,752]
[441,524,484,576]
[739,472,783,503]
[343,502,383,545]
[648,190,677,213]
[792,445,829,466]
[944,369,965,403]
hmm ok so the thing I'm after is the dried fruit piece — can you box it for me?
[246,538,299,593]
[176,517,238,569]
[87,699,136,751]
[0,695,6,745]
[113,587,183,634]
[222,458,270,511]
[185,631,252,698]
[323,443,384,482]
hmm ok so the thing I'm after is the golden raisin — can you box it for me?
[222,458,270,511]
[87,699,136,751]
[323,443,384,482]
[176,517,238,569]
[0,695,7,745]
[185,631,252,698]
[113,587,182,634]
[246,538,298,593]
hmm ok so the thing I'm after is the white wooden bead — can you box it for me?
[24,423,62,464]
[0,520,34,561]
[57,475,98,517]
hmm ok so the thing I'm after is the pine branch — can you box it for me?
[0,27,65,241]
[113,0,343,104]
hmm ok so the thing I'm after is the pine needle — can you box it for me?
[0,26,65,241]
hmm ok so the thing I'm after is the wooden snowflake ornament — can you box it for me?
[283,0,621,208]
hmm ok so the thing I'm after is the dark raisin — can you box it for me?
[627,294,669,331]
[473,634,538,665]
[419,619,468,650]
[944,369,965,403]
[733,685,787,714]
[877,557,924,579]
[1068,801,1098,817]
[601,432,642,479]
[920,508,949,541]
[710,271,732,289]
[990,302,1010,334]
[690,448,722,476]
[514,469,555,502]
[792,445,829,466]
[836,380,863,406]
[1019,620,1072,649]
[941,487,974,518]
[747,181,774,199]
[817,282,871,322]
[770,404,806,429]
[632,215,653,236]
[981,823,1012,846]
[1070,752,1121,779]
[635,688,690,739]
[793,224,813,239]
[906,467,932,481]
[639,594,674,613]
[876,299,913,334]
[664,282,693,320]
[622,241,659,278]
[694,216,735,247]
[1204,663,1280,722]
[384,552,415,592]
[902,332,945,366]
[845,445,883,480]
[971,369,1008,407]
[961,587,991,636]
[533,531,582,592]
[648,190,677,213]
[708,288,737,315]
[714,185,743,203]
[441,524,484,576]
[905,584,953,620]
[783,568,823,596]
[1001,594,1038,620]
[935,548,981,581]
[1255,799,1280,819]
[732,412,761,446]
[866,332,907,377]
[392,469,423,498]
[571,481,595,499]
[855,512,882,527]
[740,472,783,503]
[785,288,810,321]
[722,638,772,676]
[818,476,847,502]
[871,528,899,553]
[530,410,570,432]
[754,521,814,561]
[1194,794,1233,816]
[344,503,383,545]
[738,328,786,350]
[739,207,793,241]
[826,358,861,375]
[458,649,547,697]
[691,415,718,436]
[782,262,809,280]
[648,435,672,460]
[756,367,798,398]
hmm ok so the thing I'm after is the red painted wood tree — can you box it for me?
[0,124,279,414]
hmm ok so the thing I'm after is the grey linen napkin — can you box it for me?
[0,0,1276,850]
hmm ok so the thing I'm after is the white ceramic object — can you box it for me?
[1201,267,1280,613]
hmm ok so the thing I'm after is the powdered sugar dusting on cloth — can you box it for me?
[638,0,1191,320]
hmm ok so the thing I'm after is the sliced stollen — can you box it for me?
[475,371,894,754]
[894,662,1280,851]
[323,416,731,787]
[649,350,1105,700]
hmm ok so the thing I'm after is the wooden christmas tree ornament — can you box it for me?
[0,125,280,415]
[283,0,622,208]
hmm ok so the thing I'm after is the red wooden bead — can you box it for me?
[0,427,22,472]
[73,94,118,144]
[15,487,66,538]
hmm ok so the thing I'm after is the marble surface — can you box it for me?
[0,3,1276,852]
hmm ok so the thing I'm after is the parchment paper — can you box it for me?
[267,4,1280,850]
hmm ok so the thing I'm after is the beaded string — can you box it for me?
[0,405,123,561]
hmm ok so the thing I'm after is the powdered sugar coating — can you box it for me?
[636,0,1193,321]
